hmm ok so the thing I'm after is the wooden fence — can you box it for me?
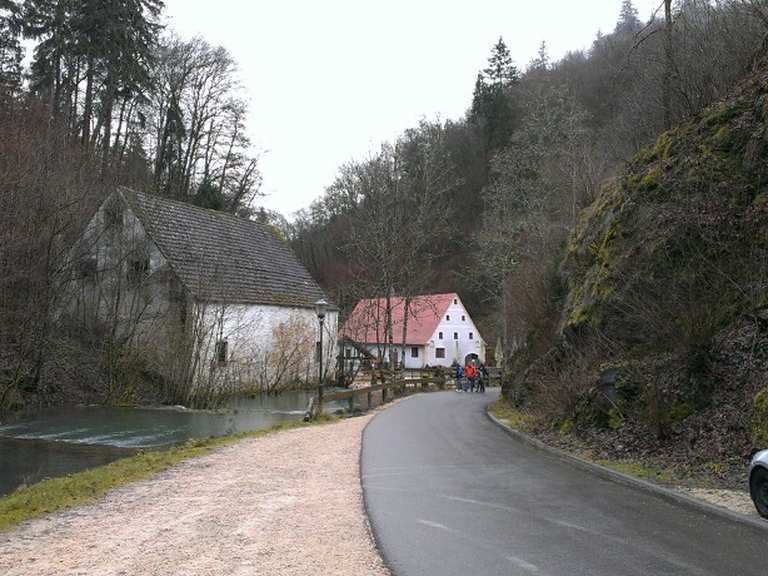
[304,368,502,421]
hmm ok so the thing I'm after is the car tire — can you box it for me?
[750,466,768,519]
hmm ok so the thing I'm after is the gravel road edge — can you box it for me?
[486,409,768,537]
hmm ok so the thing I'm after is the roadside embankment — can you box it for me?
[0,414,389,576]
[488,399,759,521]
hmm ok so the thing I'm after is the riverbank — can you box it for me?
[488,399,758,520]
[0,413,389,575]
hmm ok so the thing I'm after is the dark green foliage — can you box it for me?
[193,180,225,211]
[0,0,22,98]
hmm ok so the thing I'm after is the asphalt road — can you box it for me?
[361,390,766,576]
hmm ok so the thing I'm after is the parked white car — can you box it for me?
[749,450,768,518]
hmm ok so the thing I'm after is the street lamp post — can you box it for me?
[315,298,328,417]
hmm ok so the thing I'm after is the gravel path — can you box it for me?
[0,414,389,576]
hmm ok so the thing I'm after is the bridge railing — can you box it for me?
[304,369,501,421]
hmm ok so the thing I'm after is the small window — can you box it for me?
[435,347,446,359]
[453,298,457,304]
[453,332,458,340]
[411,346,418,358]
[446,314,450,321]
[438,331,443,339]
[105,201,123,230]
[345,347,352,358]
[469,332,474,340]
[127,257,150,286]
[462,315,466,321]
[215,339,228,366]
[78,257,97,279]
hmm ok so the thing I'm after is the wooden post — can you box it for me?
[348,394,354,413]
[367,388,373,410]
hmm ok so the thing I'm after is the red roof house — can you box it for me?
[342,292,485,368]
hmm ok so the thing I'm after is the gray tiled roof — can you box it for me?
[119,187,329,309]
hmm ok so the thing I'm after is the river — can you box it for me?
[0,390,345,496]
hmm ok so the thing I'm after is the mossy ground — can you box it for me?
[488,398,693,489]
[0,415,337,532]
[487,399,536,432]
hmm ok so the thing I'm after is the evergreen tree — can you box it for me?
[0,0,22,98]
[483,37,518,87]
[529,40,549,72]
[471,37,519,154]
[615,0,641,34]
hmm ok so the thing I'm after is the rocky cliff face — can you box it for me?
[519,63,768,483]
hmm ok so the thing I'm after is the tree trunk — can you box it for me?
[663,0,673,130]
[399,296,411,373]
[81,55,95,147]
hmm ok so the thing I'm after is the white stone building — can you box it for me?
[67,187,337,394]
[341,293,485,369]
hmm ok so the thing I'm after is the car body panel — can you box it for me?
[749,449,768,476]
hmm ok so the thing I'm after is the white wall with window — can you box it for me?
[424,296,485,367]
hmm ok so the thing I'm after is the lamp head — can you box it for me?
[315,298,328,320]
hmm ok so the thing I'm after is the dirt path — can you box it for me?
[0,414,389,576]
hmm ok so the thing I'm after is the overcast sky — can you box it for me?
[162,0,662,218]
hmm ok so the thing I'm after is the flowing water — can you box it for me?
[0,390,341,496]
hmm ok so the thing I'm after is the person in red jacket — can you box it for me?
[464,361,476,392]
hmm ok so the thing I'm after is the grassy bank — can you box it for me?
[487,399,682,487]
[0,415,336,532]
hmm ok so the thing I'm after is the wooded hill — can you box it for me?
[291,0,768,480]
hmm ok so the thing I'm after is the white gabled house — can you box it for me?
[66,187,337,395]
[341,292,485,369]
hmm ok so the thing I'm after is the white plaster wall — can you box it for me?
[425,296,485,367]
[197,303,339,389]
[352,343,426,369]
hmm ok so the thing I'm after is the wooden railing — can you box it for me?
[304,368,502,421]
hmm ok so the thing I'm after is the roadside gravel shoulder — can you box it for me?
[0,413,390,576]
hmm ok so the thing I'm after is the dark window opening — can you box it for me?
[453,298,457,304]
[78,257,97,279]
[411,346,418,358]
[453,332,458,340]
[105,201,124,230]
[462,315,466,321]
[446,314,450,321]
[215,339,228,366]
[438,331,443,339]
[435,347,446,359]
[127,257,150,286]
[469,332,474,340]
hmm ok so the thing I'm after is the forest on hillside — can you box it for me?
[290,0,768,353]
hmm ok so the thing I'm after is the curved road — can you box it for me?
[362,390,765,576]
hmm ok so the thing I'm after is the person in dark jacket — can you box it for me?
[477,363,488,393]
[453,362,464,392]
